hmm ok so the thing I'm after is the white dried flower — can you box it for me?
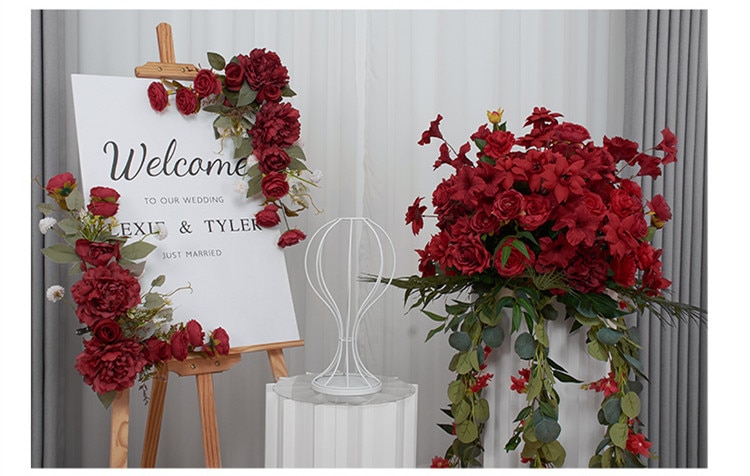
[233,180,249,196]
[46,285,65,303]
[38,217,57,234]
[155,223,168,241]
[310,169,323,185]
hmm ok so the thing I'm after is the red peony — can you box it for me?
[147,81,169,112]
[261,171,290,200]
[170,329,190,361]
[185,319,204,348]
[251,101,301,149]
[87,186,120,217]
[175,86,199,115]
[240,48,289,98]
[144,337,171,364]
[278,229,306,248]
[70,262,141,327]
[255,203,281,228]
[75,239,121,270]
[75,337,148,394]
[207,327,231,356]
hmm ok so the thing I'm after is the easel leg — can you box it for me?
[141,365,169,467]
[109,389,130,468]
[196,373,222,468]
[267,348,289,380]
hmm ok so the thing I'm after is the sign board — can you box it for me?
[71,74,300,350]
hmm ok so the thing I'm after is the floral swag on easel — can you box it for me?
[388,107,703,468]
[145,48,321,248]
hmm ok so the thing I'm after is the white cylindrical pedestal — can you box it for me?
[265,374,418,468]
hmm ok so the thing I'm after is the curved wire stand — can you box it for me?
[304,217,396,396]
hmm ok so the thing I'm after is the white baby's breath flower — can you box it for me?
[233,180,249,196]
[310,169,323,185]
[46,285,65,303]
[38,217,57,234]
[155,223,168,241]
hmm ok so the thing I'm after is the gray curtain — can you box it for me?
[624,10,708,468]
[31,10,85,467]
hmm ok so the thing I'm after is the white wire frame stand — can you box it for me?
[304,217,396,396]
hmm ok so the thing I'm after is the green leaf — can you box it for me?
[541,304,558,321]
[541,440,566,467]
[207,51,226,70]
[42,243,79,264]
[425,323,445,342]
[452,399,471,424]
[474,398,490,423]
[622,353,648,380]
[468,349,480,372]
[575,313,602,327]
[595,437,612,455]
[514,332,536,360]
[482,325,504,348]
[602,398,622,425]
[621,392,641,419]
[143,292,165,309]
[65,188,84,211]
[57,217,80,235]
[447,380,466,405]
[246,174,262,197]
[234,138,254,159]
[626,380,644,394]
[422,310,446,322]
[512,303,523,333]
[587,339,609,361]
[37,202,56,215]
[527,370,543,400]
[552,370,583,383]
[589,454,603,468]
[438,423,455,435]
[478,307,500,326]
[236,82,257,107]
[120,260,145,277]
[609,422,629,449]
[97,390,117,409]
[534,416,561,443]
[288,157,309,172]
[597,327,624,345]
[286,145,306,160]
[448,332,472,352]
[504,434,522,452]
[455,420,479,444]
[534,321,549,348]
[151,275,166,287]
[120,241,157,261]
[514,405,533,422]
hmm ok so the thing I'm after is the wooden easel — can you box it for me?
[103,22,304,468]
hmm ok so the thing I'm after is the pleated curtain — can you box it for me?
[31,9,706,468]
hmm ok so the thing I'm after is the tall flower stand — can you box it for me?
[265,374,418,467]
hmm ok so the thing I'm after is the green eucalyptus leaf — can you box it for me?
[246,174,262,198]
[455,420,479,444]
[448,380,466,404]
[609,422,629,449]
[97,390,117,409]
[468,349,480,372]
[474,398,490,423]
[143,292,165,309]
[534,416,561,443]
[534,321,549,348]
[589,454,603,468]
[602,398,622,425]
[452,399,471,424]
[288,157,309,171]
[37,202,57,215]
[595,437,612,455]
[234,138,254,159]
[541,440,566,467]
[42,243,79,264]
[514,332,536,360]
[57,217,80,235]
[448,332,472,352]
[527,370,543,400]
[541,304,558,321]
[587,339,609,361]
[626,380,644,394]
[286,145,306,160]
[482,325,504,348]
[621,392,641,418]
[65,188,84,211]
[597,327,624,345]
[151,275,166,287]
[575,313,602,327]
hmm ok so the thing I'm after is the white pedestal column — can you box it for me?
[265,374,418,468]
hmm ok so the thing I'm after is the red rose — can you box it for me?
[494,239,535,278]
[87,186,120,217]
[74,337,148,394]
[609,188,641,218]
[257,146,292,173]
[445,234,491,276]
[70,262,141,327]
[224,61,245,92]
[175,87,199,115]
[492,189,523,221]
[185,319,204,348]
[75,239,121,270]
[552,122,591,144]
[193,69,222,97]
[147,81,169,112]
[251,101,301,149]
[518,194,551,231]
[257,85,282,103]
[482,130,516,159]
[46,172,77,210]
[208,327,231,356]
[145,337,171,364]
[170,329,190,361]
[278,229,306,248]
[261,171,290,200]
[647,194,672,228]
[469,207,499,235]
[91,318,122,343]
[255,203,281,228]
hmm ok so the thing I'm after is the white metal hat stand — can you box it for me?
[304,217,396,396]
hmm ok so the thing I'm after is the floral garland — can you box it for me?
[38,173,230,408]
[146,48,321,248]
[390,107,703,468]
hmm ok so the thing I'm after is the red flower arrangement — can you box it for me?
[38,173,230,408]
[146,48,322,248]
[388,107,703,468]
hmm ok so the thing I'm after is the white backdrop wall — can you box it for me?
[45,9,630,467]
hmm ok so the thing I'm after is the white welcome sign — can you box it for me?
[71,74,300,350]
